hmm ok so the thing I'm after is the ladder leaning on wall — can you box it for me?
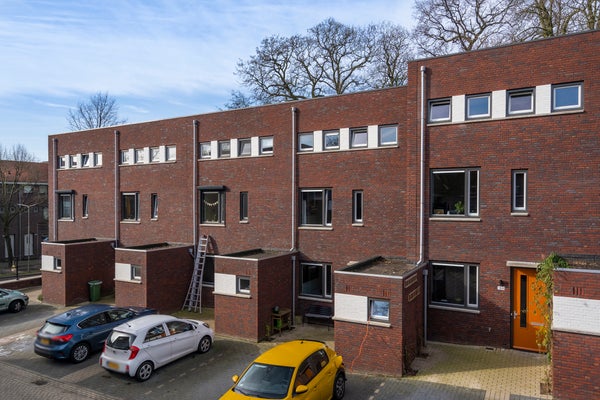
[182,235,209,312]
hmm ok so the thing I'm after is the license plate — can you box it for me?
[107,361,120,369]
[40,338,50,345]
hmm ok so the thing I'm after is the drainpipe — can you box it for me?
[290,107,297,251]
[114,130,120,247]
[291,255,296,326]
[52,138,58,241]
[419,66,428,347]
[193,120,198,248]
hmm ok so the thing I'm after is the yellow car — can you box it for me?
[220,339,346,400]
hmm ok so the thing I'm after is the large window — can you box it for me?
[512,170,527,212]
[431,263,479,308]
[553,82,582,111]
[429,99,451,122]
[300,189,332,226]
[301,263,332,298]
[431,169,479,216]
[201,190,225,224]
[508,89,534,115]
[58,193,73,220]
[121,192,139,221]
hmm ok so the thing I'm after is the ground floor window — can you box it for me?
[301,263,332,298]
[431,262,479,308]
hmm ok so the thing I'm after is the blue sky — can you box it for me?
[1,0,414,161]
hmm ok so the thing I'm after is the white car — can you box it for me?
[99,314,213,381]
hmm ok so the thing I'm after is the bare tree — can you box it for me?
[67,92,127,131]
[0,145,44,276]
[412,0,522,57]
[370,22,414,88]
[573,0,600,30]
[514,0,581,40]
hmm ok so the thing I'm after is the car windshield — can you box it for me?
[234,363,294,399]
[106,331,136,350]
[40,321,68,335]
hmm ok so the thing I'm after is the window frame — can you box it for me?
[512,170,527,212]
[507,89,534,115]
[350,127,368,148]
[121,192,140,222]
[219,140,231,158]
[237,276,251,294]
[431,262,479,309]
[150,193,159,219]
[431,169,479,217]
[82,194,89,218]
[429,99,451,122]
[134,148,145,164]
[323,130,340,150]
[120,150,131,165]
[298,132,314,152]
[131,264,142,281]
[300,189,332,227]
[352,190,363,224]
[81,153,91,167]
[378,125,397,146]
[54,257,62,271]
[166,145,176,161]
[238,138,251,157]
[466,94,491,119]
[150,147,160,163]
[58,193,74,220]
[93,152,103,166]
[369,298,390,322]
[199,142,211,159]
[300,263,332,299]
[200,190,225,224]
[259,136,273,155]
[239,191,248,222]
[552,82,582,111]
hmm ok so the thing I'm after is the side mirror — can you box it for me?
[334,355,343,369]
[295,384,308,394]
[231,375,239,383]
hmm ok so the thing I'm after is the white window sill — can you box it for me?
[212,291,251,299]
[332,316,391,328]
[429,304,480,314]
[114,278,142,284]
[511,212,529,217]
[298,226,333,231]
[430,217,481,222]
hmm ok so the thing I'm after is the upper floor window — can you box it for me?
[299,133,314,152]
[82,153,91,167]
[121,192,139,221]
[238,139,251,156]
[151,193,159,219]
[135,148,145,164]
[324,130,340,150]
[166,145,176,161]
[94,152,103,166]
[260,137,273,154]
[239,192,248,221]
[467,94,491,119]
[429,99,451,122]
[120,150,131,165]
[350,127,368,148]
[150,147,160,162]
[512,170,527,212]
[69,155,79,168]
[300,189,332,227]
[219,141,231,158]
[431,169,479,217]
[508,89,534,115]
[82,194,89,218]
[57,156,67,169]
[352,190,363,224]
[200,190,225,224]
[200,142,211,159]
[379,125,397,146]
[553,82,582,111]
[58,192,74,220]
[431,262,479,309]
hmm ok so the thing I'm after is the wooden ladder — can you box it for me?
[182,235,209,312]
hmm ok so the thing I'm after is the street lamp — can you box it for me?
[17,203,38,279]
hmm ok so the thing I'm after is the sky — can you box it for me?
[0,0,415,162]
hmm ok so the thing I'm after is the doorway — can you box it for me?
[511,267,546,352]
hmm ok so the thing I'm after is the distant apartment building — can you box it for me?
[43,31,600,399]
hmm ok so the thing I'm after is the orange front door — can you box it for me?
[512,267,546,352]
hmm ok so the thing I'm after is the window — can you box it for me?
[300,189,332,226]
[238,138,251,156]
[240,192,248,221]
[82,153,90,167]
[135,148,145,164]
[508,89,534,115]
[58,193,73,220]
[54,257,62,271]
[120,150,131,165]
[94,152,102,166]
[323,130,340,150]
[166,145,176,161]
[553,82,582,111]
[237,276,250,294]
[431,263,479,308]
[353,190,363,224]
[379,125,397,146]
[431,169,479,216]
[260,136,273,154]
[200,142,211,159]
[219,141,230,158]
[82,194,89,218]
[69,155,78,168]
[369,299,390,321]
[200,190,225,224]
[350,127,368,148]
[301,263,332,298]
[151,193,159,219]
[512,170,527,211]
[131,264,142,280]
[57,156,67,169]
[467,94,491,119]
[121,192,139,221]
[150,147,160,162]
[429,99,451,122]
[298,133,314,151]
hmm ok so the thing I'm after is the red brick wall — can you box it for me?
[145,245,194,312]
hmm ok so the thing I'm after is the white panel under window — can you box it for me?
[231,139,239,158]
[335,293,368,322]
[367,125,378,148]
[536,84,552,114]
[452,95,465,123]
[339,128,350,150]
[250,136,259,157]
[314,131,323,152]
[553,296,600,335]
[211,141,219,160]
[491,90,506,119]
[115,262,131,281]
[41,255,55,271]
[214,273,237,295]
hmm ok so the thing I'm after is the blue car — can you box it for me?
[0,288,29,313]
[34,304,156,363]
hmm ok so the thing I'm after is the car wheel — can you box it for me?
[135,361,154,382]
[333,372,345,400]
[8,300,24,313]
[197,335,212,353]
[70,342,90,363]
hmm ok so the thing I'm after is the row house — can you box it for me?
[43,31,600,395]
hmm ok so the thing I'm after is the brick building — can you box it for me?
[43,31,599,391]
